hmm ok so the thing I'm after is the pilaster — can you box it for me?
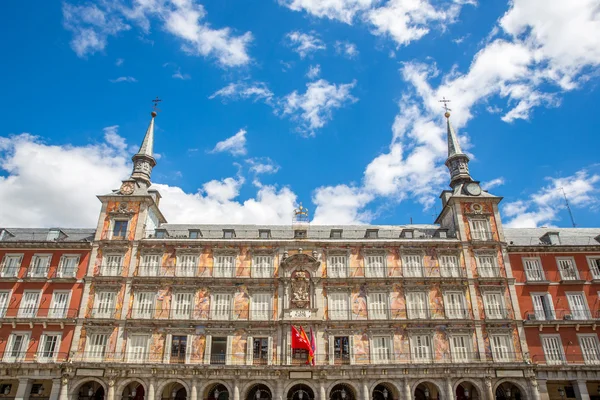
[15,378,31,400]
[574,380,590,400]
[49,379,61,400]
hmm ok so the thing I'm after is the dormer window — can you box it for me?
[365,229,379,239]
[402,229,414,239]
[189,230,201,239]
[437,230,448,239]
[155,230,166,239]
[259,230,271,239]
[0,230,6,241]
[330,229,343,239]
[294,230,307,239]
[542,232,560,245]
[46,229,61,241]
[112,220,129,239]
[223,229,235,239]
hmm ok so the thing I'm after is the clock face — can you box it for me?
[465,182,482,196]
[120,181,135,195]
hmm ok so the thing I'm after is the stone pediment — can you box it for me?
[280,251,320,275]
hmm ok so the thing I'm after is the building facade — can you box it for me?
[507,228,600,400]
[0,228,93,400]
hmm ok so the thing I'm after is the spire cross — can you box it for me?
[152,96,162,112]
[439,97,452,114]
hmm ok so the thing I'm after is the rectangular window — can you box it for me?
[112,220,128,238]
[38,334,61,362]
[332,336,350,365]
[531,294,555,321]
[470,219,491,240]
[214,255,235,278]
[176,255,197,277]
[189,230,201,239]
[406,292,429,319]
[57,255,79,278]
[253,256,273,278]
[491,334,513,362]
[252,337,270,365]
[451,335,471,362]
[18,291,41,318]
[589,257,600,280]
[212,294,231,320]
[94,292,116,318]
[410,335,431,362]
[330,230,343,239]
[567,293,590,320]
[49,291,70,318]
[251,293,270,321]
[445,292,466,319]
[140,254,161,276]
[477,255,499,277]
[86,333,108,361]
[542,335,565,365]
[259,230,271,239]
[403,255,424,277]
[557,257,579,280]
[328,293,349,320]
[28,255,50,278]
[3,333,30,362]
[484,292,505,319]
[0,291,10,317]
[210,337,227,365]
[523,258,544,281]
[46,229,60,241]
[440,255,460,277]
[1,254,22,278]
[127,334,149,363]
[172,293,193,319]
[579,335,600,365]
[369,292,388,320]
[328,255,347,278]
[223,230,235,239]
[101,255,122,276]
[170,335,187,364]
[365,255,385,278]
[372,336,391,363]
[134,292,155,319]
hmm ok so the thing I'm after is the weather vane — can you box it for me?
[439,97,452,118]
[152,96,162,113]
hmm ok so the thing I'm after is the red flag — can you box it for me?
[299,327,315,365]
[291,326,312,352]
[309,328,316,366]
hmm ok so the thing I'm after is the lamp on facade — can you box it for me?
[424,388,430,400]
[132,388,137,398]
[4,386,10,395]
[464,389,469,399]
[172,389,177,399]
[383,389,388,400]
[38,386,44,395]
[256,390,261,400]
[299,391,304,400]
[557,388,565,400]
[215,389,220,400]
[505,388,511,400]
[88,387,94,398]
[341,390,347,400]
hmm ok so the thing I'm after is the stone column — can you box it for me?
[446,378,453,400]
[59,377,69,400]
[147,379,156,400]
[320,381,326,400]
[49,379,62,400]
[107,379,116,400]
[484,378,493,400]
[404,380,412,400]
[234,381,240,400]
[276,378,284,400]
[529,379,541,400]
[15,378,32,400]
[363,382,369,400]
[574,381,590,400]
[191,380,198,400]
[536,380,549,400]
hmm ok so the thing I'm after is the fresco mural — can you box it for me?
[424,248,437,277]
[101,201,141,242]
[237,248,251,277]
[233,286,249,320]
[475,285,485,320]
[433,327,449,361]
[353,333,369,364]
[156,288,171,319]
[390,284,406,319]
[190,335,206,364]
[393,327,409,362]
[351,285,368,320]
[231,332,247,364]
[388,248,401,277]
[148,333,164,362]
[429,285,444,319]
[194,288,210,319]
[107,327,119,360]
[199,247,212,277]
[349,248,363,278]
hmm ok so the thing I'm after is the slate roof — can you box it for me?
[504,228,600,247]
[0,228,95,243]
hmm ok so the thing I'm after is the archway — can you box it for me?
[206,384,229,400]
[287,384,315,400]
[122,381,145,400]
[373,383,396,400]
[329,384,355,400]
[247,384,272,400]
[161,383,186,400]
[78,382,105,400]
[415,382,441,400]
[495,383,522,400]
[456,382,480,400]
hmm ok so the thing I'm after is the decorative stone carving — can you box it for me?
[291,270,310,308]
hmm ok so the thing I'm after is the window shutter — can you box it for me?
[542,336,564,364]
[349,336,355,365]
[328,336,335,365]
[185,334,193,364]
[225,336,232,365]
[246,336,254,365]
[0,292,10,317]
[267,336,273,366]
[164,334,172,363]
[50,291,69,318]
[203,335,212,364]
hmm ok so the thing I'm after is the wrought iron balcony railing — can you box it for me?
[1,307,79,319]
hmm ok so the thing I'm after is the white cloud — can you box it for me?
[503,169,600,228]
[246,158,280,175]
[278,0,376,24]
[210,129,248,156]
[281,79,358,135]
[481,177,505,191]
[109,76,137,83]
[172,68,191,80]
[334,40,359,58]
[286,31,326,58]
[209,81,274,103]
[63,0,253,67]
[115,58,124,66]
[306,64,321,79]
[311,184,374,224]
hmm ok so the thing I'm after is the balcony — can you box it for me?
[484,308,511,320]
[50,268,78,279]
[100,230,133,241]
[470,231,497,242]
[326,266,466,279]
[96,266,124,277]
[477,267,502,279]
[113,307,277,321]
[525,308,599,323]
[533,353,600,366]
[25,268,50,280]
[0,351,69,363]
[0,308,79,320]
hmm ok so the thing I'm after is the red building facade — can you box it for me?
[0,228,93,400]
[507,228,600,400]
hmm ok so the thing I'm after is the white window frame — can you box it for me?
[403,254,424,277]
[368,292,388,320]
[566,292,590,320]
[252,255,273,278]
[37,332,62,362]
[371,336,392,364]
[211,293,231,320]
[523,257,545,281]
[477,254,499,278]
[470,218,492,240]
[365,255,386,278]
[491,334,514,362]
[133,291,156,319]
[3,332,30,362]
[406,291,429,319]
[28,254,51,278]
[251,293,271,321]
[57,255,79,278]
[101,254,123,276]
[557,257,579,280]
[110,219,129,239]
[449,334,472,363]
[587,257,600,280]
[328,292,349,320]
[49,290,71,318]
[1,254,23,278]
[85,333,108,361]
[127,334,150,363]
[410,334,432,363]
[483,292,506,319]
[541,334,566,365]
[440,255,460,277]
[94,291,116,318]
[328,255,348,278]
[0,290,11,317]
[18,290,41,318]
[578,334,600,365]
[214,255,235,278]
[444,291,467,319]
[171,292,193,320]
[176,254,198,277]
[530,293,555,321]
[139,254,161,277]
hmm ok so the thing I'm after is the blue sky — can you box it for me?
[0,0,599,228]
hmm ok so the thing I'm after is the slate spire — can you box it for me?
[130,110,157,187]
